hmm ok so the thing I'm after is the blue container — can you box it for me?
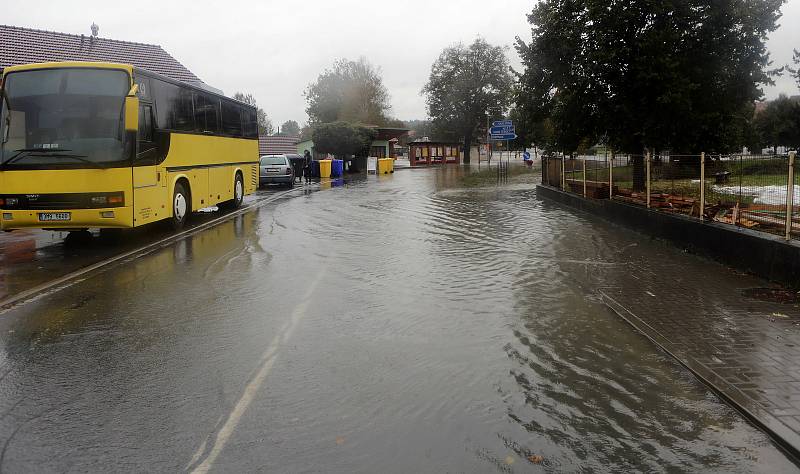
[331,159,344,177]
[311,160,321,178]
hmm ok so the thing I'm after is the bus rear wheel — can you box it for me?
[221,173,244,210]
[172,182,190,230]
[232,173,244,208]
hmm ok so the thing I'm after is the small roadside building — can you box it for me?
[409,140,462,166]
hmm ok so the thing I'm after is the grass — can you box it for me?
[460,164,541,187]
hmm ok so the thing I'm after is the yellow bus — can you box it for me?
[0,61,259,231]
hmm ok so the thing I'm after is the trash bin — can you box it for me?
[311,160,320,178]
[331,159,344,178]
[319,159,332,178]
[377,158,394,174]
[288,156,305,180]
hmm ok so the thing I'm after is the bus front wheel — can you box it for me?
[172,182,190,230]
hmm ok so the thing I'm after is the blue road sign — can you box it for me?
[489,133,517,141]
[490,125,515,135]
[523,151,531,161]
[493,120,513,127]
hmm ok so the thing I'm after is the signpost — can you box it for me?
[488,120,516,163]
[490,125,514,135]
[489,132,517,141]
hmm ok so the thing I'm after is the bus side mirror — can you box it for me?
[124,83,139,133]
[1,93,8,144]
[124,96,139,132]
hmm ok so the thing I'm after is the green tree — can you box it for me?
[233,92,274,135]
[753,95,800,153]
[279,120,301,136]
[403,119,436,142]
[516,0,783,157]
[311,122,377,160]
[305,58,392,125]
[422,38,513,164]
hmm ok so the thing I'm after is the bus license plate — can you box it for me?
[38,212,71,222]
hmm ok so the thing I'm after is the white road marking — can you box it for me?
[189,269,326,474]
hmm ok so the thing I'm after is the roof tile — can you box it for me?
[0,24,202,84]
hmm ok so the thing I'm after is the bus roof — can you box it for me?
[2,61,133,76]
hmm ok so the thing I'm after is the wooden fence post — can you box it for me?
[609,150,614,199]
[787,151,796,240]
[583,159,587,197]
[646,151,651,209]
[699,152,705,220]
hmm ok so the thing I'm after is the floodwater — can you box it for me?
[0,166,796,472]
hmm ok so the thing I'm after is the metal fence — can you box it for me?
[542,152,799,241]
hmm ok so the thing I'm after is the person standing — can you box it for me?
[303,149,313,184]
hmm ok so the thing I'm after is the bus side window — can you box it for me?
[137,104,156,163]
[138,105,153,142]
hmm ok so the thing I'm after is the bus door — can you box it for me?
[132,102,164,226]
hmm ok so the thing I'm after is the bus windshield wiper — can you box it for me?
[44,153,106,168]
[1,148,75,166]
[2,149,105,169]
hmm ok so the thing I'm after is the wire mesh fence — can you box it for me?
[541,152,800,241]
[795,166,800,240]
[704,154,790,236]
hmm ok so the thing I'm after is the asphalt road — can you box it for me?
[0,169,796,472]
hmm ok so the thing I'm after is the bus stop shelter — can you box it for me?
[409,141,461,167]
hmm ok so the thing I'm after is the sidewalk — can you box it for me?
[557,228,800,458]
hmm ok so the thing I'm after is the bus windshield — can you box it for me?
[0,68,130,169]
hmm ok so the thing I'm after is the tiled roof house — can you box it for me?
[0,24,202,85]
[259,135,300,156]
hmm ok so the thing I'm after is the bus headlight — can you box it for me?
[0,197,19,207]
[89,193,124,208]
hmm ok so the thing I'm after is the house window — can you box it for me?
[370,146,386,158]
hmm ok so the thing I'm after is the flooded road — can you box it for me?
[0,188,300,302]
[0,167,796,472]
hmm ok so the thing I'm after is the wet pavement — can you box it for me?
[0,167,797,472]
[0,188,300,302]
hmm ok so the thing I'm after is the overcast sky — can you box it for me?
[5,0,800,127]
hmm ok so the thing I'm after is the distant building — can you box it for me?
[297,126,409,160]
[0,24,217,92]
[259,135,300,156]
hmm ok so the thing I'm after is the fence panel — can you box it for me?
[646,155,703,215]
[794,158,800,240]
[704,154,789,236]
[541,150,799,241]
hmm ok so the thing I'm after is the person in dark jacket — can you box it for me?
[303,150,313,183]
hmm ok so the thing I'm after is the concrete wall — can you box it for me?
[536,184,800,287]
